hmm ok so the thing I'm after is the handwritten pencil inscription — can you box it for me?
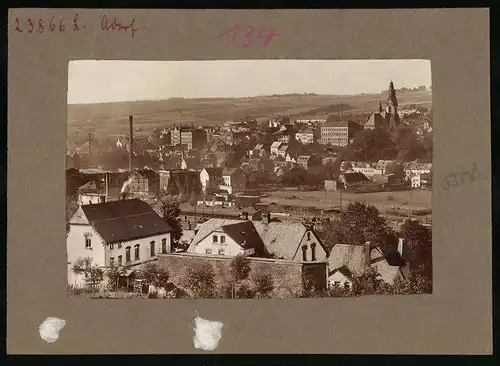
[441,163,484,191]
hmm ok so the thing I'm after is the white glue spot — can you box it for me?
[39,317,66,343]
[193,316,223,351]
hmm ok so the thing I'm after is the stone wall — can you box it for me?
[157,253,327,298]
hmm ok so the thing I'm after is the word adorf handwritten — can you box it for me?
[217,24,277,48]
[101,14,137,39]
[14,14,81,33]
[441,163,483,191]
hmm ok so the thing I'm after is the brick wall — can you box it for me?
[157,253,327,298]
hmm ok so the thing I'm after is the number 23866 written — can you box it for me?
[14,14,82,33]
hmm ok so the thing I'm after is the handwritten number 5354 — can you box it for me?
[218,24,277,48]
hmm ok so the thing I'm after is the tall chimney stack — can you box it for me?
[364,241,371,271]
[129,115,134,175]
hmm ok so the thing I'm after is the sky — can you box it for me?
[67,59,431,104]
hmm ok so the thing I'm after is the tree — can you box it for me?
[388,272,432,295]
[106,263,127,291]
[160,200,183,248]
[399,219,432,281]
[351,267,385,296]
[252,273,274,298]
[138,262,170,288]
[315,219,345,254]
[182,262,216,299]
[72,257,104,292]
[229,254,252,299]
[392,125,426,162]
[340,202,395,250]
[345,129,396,162]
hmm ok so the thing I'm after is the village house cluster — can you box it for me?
[66,81,433,298]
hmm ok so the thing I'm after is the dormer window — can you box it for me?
[302,245,308,261]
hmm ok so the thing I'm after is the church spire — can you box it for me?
[387,80,398,107]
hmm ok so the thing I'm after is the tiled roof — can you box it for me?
[343,172,370,183]
[328,243,408,285]
[80,198,172,244]
[190,218,314,261]
[328,244,367,276]
[252,221,307,260]
[203,167,223,177]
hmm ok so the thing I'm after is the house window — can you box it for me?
[302,245,307,261]
[218,248,225,255]
[220,236,226,244]
[84,234,92,249]
[206,248,212,255]
[212,235,218,243]
[150,241,155,257]
[134,244,140,260]
[118,255,122,266]
[110,243,114,250]
[118,243,122,249]
[109,257,114,266]
[161,238,167,253]
[311,243,317,261]
[125,247,131,262]
[334,281,341,287]
[307,231,311,240]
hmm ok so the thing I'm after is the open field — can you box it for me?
[67,90,432,140]
[262,189,432,211]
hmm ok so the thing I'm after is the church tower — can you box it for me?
[386,80,398,115]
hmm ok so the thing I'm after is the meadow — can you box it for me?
[262,189,432,211]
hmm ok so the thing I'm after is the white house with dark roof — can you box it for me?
[187,213,328,263]
[270,141,283,155]
[66,198,172,288]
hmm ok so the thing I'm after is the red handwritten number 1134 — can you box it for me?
[218,24,277,48]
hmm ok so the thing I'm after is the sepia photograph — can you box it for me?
[66,59,433,299]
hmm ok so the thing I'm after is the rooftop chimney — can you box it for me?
[364,241,371,271]
[129,115,134,175]
[397,238,406,259]
[262,212,269,224]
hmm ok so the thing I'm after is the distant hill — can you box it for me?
[67,91,432,141]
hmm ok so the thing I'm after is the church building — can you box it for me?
[364,81,401,131]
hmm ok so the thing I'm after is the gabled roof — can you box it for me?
[328,243,408,285]
[297,155,311,162]
[221,220,266,254]
[328,244,367,276]
[329,265,354,279]
[78,198,172,244]
[190,218,321,261]
[342,172,370,183]
[203,167,223,177]
[252,221,310,260]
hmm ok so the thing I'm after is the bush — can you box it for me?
[182,262,216,299]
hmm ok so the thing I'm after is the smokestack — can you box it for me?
[364,241,371,271]
[129,115,134,175]
[105,172,109,200]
